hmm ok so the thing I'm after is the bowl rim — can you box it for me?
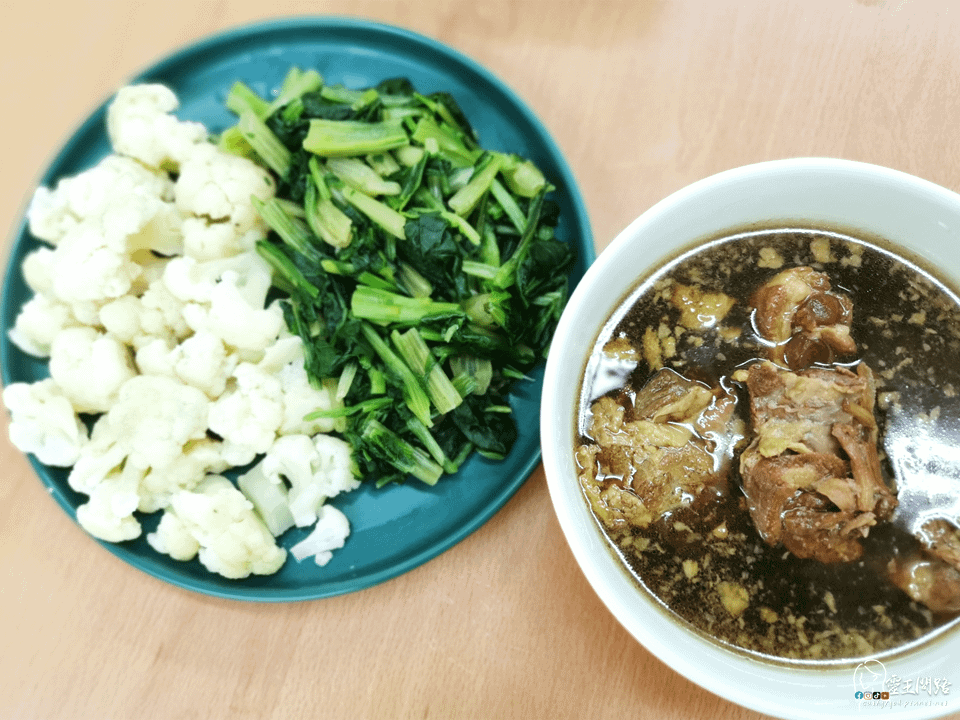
[541,157,960,720]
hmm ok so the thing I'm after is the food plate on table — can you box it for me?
[0,17,594,601]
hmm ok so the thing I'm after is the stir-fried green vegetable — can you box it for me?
[222,67,576,487]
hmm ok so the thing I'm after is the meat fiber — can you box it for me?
[750,266,856,370]
[577,368,743,534]
[739,360,897,563]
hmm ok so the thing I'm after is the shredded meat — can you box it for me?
[739,360,897,563]
[750,266,855,369]
[577,368,742,534]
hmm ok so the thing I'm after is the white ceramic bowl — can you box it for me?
[541,158,960,720]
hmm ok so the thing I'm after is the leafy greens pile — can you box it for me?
[220,68,576,487]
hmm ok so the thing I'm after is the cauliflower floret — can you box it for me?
[154,475,286,579]
[164,251,282,355]
[261,435,319,527]
[182,277,283,355]
[280,357,345,436]
[290,505,351,567]
[175,141,275,236]
[2,379,89,466]
[262,434,359,528]
[136,278,192,344]
[169,332,237,398]
[181,217,265,261]
[21,246,56,295]
[49,326,137,413]
[133,332,237,399]
[257,334,302,368]
[7,294,82,357]
[26,186,76,246]
[67,414,128,496]
[255,334,345,435]
[306,434,361,499]
[107,84,208,171]
[133,336,177,376]
[146,509,201,561]
[106,374,210,471]
[137,438,229,513]
[48,223,143,304]
[125,202,184,257]
[98,278,191,350]
[68,299,107,327]
[162,254,230,304]
[26,154,183,307]
[27,154,175,246]
[163,251,271,304]
[75,459,144,543]
[66,398,224,516]
[207,362,284,466]
[98,295,144,344]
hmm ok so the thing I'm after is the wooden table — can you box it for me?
[2,1,959,718]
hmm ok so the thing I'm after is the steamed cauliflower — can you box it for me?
[165,251,284,356]
[174,141,276,236]
[75,459,144,543]
[2,379,88,467]
[65,374,213,501]
[137,438,228,514]
[106,84,208,171]
[290,505,351,567]
[259,334,346,436]
[106,375,210,471]
[46,223,141,305]
[181,273,284,355]
[67,414,130,498]
[181,217,264,261]
[99,277,191,349]
[20,246,56,295]
[67,408,225,517]
[208,362,285,467]
[26,154,176,247]
[148,475,286,579]
[7,294,81,358]
[133,331,237,399]
[162,253,271,305]
[48,327,137,414]
[147,510,200,562]
[3,81,361,580]
[262,434,359,528]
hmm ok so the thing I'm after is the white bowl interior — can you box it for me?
[542,158,960,720]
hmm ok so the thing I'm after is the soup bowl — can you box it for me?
[541,158,960,720]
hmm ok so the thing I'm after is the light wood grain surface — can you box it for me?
[3,1,960,719]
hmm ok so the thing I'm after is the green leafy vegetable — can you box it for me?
[222,69,577,486]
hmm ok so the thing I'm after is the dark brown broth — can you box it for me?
[577,227,960,662]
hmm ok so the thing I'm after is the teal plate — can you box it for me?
[0,17,594,601]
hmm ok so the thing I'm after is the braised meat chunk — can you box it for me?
[577,368,743,535]
[888,554,960,615]
[886,518,960,614]
[917,518,960,570]
[750,266,855,369]
[739,360,897,563]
